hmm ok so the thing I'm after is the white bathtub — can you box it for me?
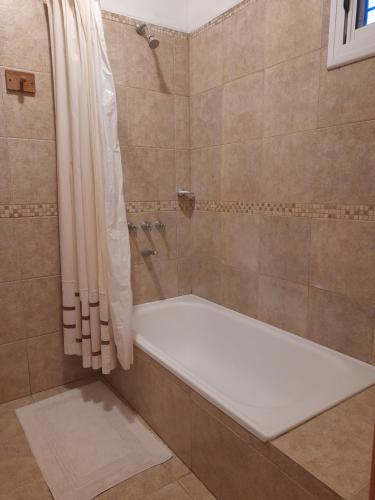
[132,295,375,441]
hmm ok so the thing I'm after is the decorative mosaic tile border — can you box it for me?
[102,10,189,39]
[195,201,375,221]
[0,203,58,218]
[189,0,257,38]
[125,200,178,213]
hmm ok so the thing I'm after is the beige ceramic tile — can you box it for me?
[264,51,320,137]
[149,361,192,467]
[146,481,191,500]
[191,401,315,500]
[191,256,222,305]
[220,265,258,318]
[259,216,311,284]
[310,219,375,301]
[314,121,375,204]
[0,282,25,345]
[0,479,52,500]
[261,131,318,203]
[15,217,60,279]
[190,88,222,148]
[258,275,308,336]
[174,38,189,96]
[8,139,57,203]
[126,88,174,148]
[21,276,61,338]
[319,49,375,127]
[191,147,221,200]
[177,211,192,259]
[221,140,262,201]
[132,259,178,305]
[222,72,264,143]
[0,73,6,137]
[265,0,323,67]
[192,212,221,259]
[221,213,260,272]
[190,24,222,96]
[4,73,55,140]
[178,258,192,296]
[321,0,331,48]
[97,462,172,500]
[175,96,190,149]
[0,341,30,404]
[0,220,20,282]
[273,387,375,499]
[162,456,190,481]
[222,1,265,83]
[123,147,176,201]
[0,138,10,202]
[0,0,51,72]
[176,150,190,191]
[116,85,130,148]
[123,26,174,94]
[179,473,216,500]
[27,332,90,393]
[308,287,374,362]
[349,486,370,500]
[103,19,127,85]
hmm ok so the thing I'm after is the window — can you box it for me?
[328,0,375,69]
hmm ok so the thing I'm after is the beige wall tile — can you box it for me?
[192,212,221,259]
[264,51,320,137]
[15,217,60,279]
[0,72,6,137]
[0,341,29,403]
[0,282,25,345]
[258,276,308,336]
[221,213,260,272]
[177,211,192,259]
[126,88,174,148]
[221,265,258,318]
[261,131,317,203]
[175,150,190,191]
[321,0,331,48]
[147,481,191,500]
[150,362,192,467]
[174,38,189,96]
[259,216,310,284]
[178,473,215,500]
[349,486,370,500]
[123,148,176,201]
[191,401,315,500]
[21,276,61,338]
[0,138,10,203]
[8,139,57,203]
[190,88,222,148]
[132,259,178,304]
[222,72,264,143]
[0,0,51,72]
[319,50,375,127]
[124,26,174,94]
[0,220,20,282]
[265,0,323,67]
[191,147,221,200]
[103,20,127,86]
[192,256,222,304]
[222,1,265,83]
[314,121,375,204]
[175,96,190,149]
[310,219,375,301]
[177,258,192,296]
[190,24,223,95]
[308,287,374,362]
[116,85,130,148]
[27,332,90,393]
[4,73,55,140]
[221,140,262,201]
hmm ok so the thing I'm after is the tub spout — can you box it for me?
[140,248,158,257]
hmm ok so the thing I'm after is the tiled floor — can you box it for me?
[0,381,216,500]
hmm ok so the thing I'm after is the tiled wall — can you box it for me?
[102,12,192,305]
[189,0,375,364]
[0,0,87,404]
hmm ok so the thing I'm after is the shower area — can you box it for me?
[0,0,375,499]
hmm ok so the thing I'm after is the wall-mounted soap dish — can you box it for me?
[177,188,195,200]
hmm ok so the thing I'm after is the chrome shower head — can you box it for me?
[136,23,160,49]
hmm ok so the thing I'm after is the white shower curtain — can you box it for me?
[46,0,133,373]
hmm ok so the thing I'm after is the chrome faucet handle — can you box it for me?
[127,222,138,235]
[154,220,166,230]
[140,248,158,257]
[141,221,153,231]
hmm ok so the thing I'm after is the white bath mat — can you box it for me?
[16,381,172,500]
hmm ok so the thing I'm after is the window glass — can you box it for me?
[357,0,375,27]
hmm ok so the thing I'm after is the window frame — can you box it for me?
[327,0,375,69]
